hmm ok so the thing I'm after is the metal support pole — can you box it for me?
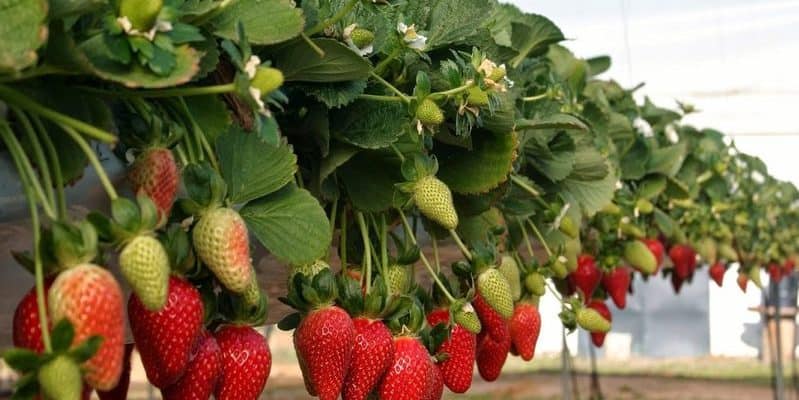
[774,281,785,400]
[589,342,603,400]
[561,329,573,400]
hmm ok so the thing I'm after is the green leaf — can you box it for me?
[435,131,519,194]
[240,185,331,265]
[70,336,102,363]
[80,39,201,88]
[331,100,409,149]
[647,142,687,177]
[49,0,105,19]
[653,208,676,237]
[217,127,297,204]
[271,38,372,82]
[424,0,495,49]
[482,92,516,134]
[210,0,304,45]
[559,148,616,216]
[516,114,588,132]
[339,152,403,212]
[586,55,611,76]
[318,143,360,186]
[184,95,232,146]
[508,12,564,65]
[620,137,650,180]
[167,23,206,44]
[0,0,47,72]
[291,80,367,108]
[50,320,75,353]
[1,348,40,372]
[523,131,576,182]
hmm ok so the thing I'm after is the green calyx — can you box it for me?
[250,67,284,97]
[466,87,489,107]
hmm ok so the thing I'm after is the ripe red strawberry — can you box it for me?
[192,207,254,294]
[587,300,612,347]
[569,254,602,300]
[161,332,221,400]
[129,276,204,388]
[709,262,726,287]
[48,264,125,391]
[476,325,511,382]
[509,303,541,362]
[13,280,53,354]
[424,362,444,400]
[378,336,431,400]
[294,306,354,400]
[97,343,135,400]
[737,272,748,293]
[343,317,394,400]
[642,238,665,272]
[129,147,179,225]
[669,244,697,280]
[214,325,271,400]
[768,263,783,284]
[671,272,684,294]
[473,293,507,342]
[602,267,631,309]
[783,259,796,276]
[426,308,475,393]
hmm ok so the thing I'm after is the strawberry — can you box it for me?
[416,98,445,126]
[783,259,796,276]
[39,355,82,400]
[768,263,783,284]
[477,268,514,319]
[424,362,444,400]
[48,264,125,391]
[214,326,271,400]
[524,272,546,297]
[385,264,412,295]
[602,267,631,309]
[128,147,178,225]
[343,317,394,400]
[466,87,489,107]
[586,300,612,347]
[509,302,541,361]
[129,276,204,388]
[250,67,284,96]
[642,238,665,272]
[349,27,375,49]
[576,304,611,334]
[476,324,511,382]
[161,332,221,400]
[671,272,685,294]
[427,308,476,393]
[669,244,697,280]
[289,259,330,284]
[192,207,254,294]
[709,262,726,287]
[737,272,748,293]
[119,235,170,311]
[453,303,481,334]
[294,306,355,400]
[473,293,508,342]
[13,280,53,354]
[414,175,458,230]
[624,240,657,274]
[97,343,135,400]
[118,0,163,30]
[569,254,602,300]
[377,336,431,400]
[498,255,522,301]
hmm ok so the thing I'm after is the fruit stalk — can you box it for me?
[528,219,553,258]
[31,114,67,218]
[304,0,360,36]
[449,229,473,261]
[59,124,118,201]
[396,208,456,302]
[355,212,373,293]
[0,121,56,219]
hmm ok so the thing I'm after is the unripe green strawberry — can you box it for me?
[466,87,489,107]
[576,307,611,333]
[635,198,654,214]
[119,0,162,31]
[289,259,330,284]
[696,237,718,264]
[477,268,513,319]
[192,207,254,294]
[414,176,458,230]
[350,28,375,49]
[551,258,568,279]
[242,276,262,307]
[119,235,170,311]
[40,355,82,400]
[718,242,739,262]
[497,256,521,301]
[385,264,411,295]
[524,272,545,297]
[416,99,444,126]
[487,65,506,82]
[559,215,579,239]
[453,303,481,334]
[251,67,284,96]
[624,240,657,274]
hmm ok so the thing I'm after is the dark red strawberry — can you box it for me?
[671,272,684,294]
[669,244,696,280]
[509,302,541,362]
[602,267,631,309]
[476,325,510,382]
[214,325,271,400]
[129,276,204,388]
[769,263,783,284]
[642,238,665,272]
[709,262,726,287]
[378,336,431,400]
[473,293,507,342]
[342,317,394,400]
[569,254,602,300]
[587,300,612,347]
[13,280,53,354]
[294,306,354,400]
[424,362,444,400]
[426,308,475,393]
[97,343,135,400]
[161,332,221,400]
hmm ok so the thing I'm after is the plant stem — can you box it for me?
[511,174,541,197]
[431,231,440,273]
[379,215,389,271]
[374,46,401,76]
[449,229,473,260]
[78,83,237,99]
[0,84,117,143]
[340,207,348,269]
[356,94,405,102]
[523,93,549,102]
[0,124,51,352]
[300,33,326,57]
[174,144,189,166]
[545,279,563,303]
[396,208,417,246]
[0,65,74,83]
[389,144,405,162]
[31,115,67,219]
[305,0,360,36]
[369,72,411,103]
[329,199,339,240]
[356,212,372,293]
[429,81,475,100]
[59,124,118,201]
[528,219,553,258]
[1,123,57,220]
[395,208,456,302]
[519,219,536,259]
[176,98,219,170]
[12,109,55,211]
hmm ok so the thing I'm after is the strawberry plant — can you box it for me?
[1,0,798,399]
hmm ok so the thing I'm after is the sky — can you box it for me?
[509,0,799,186]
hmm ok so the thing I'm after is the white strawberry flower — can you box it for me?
[116,16,172,41]
[397,22,426,50]
[634,117,654,138]
[244,55,262,79]
[343,24,373,56]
